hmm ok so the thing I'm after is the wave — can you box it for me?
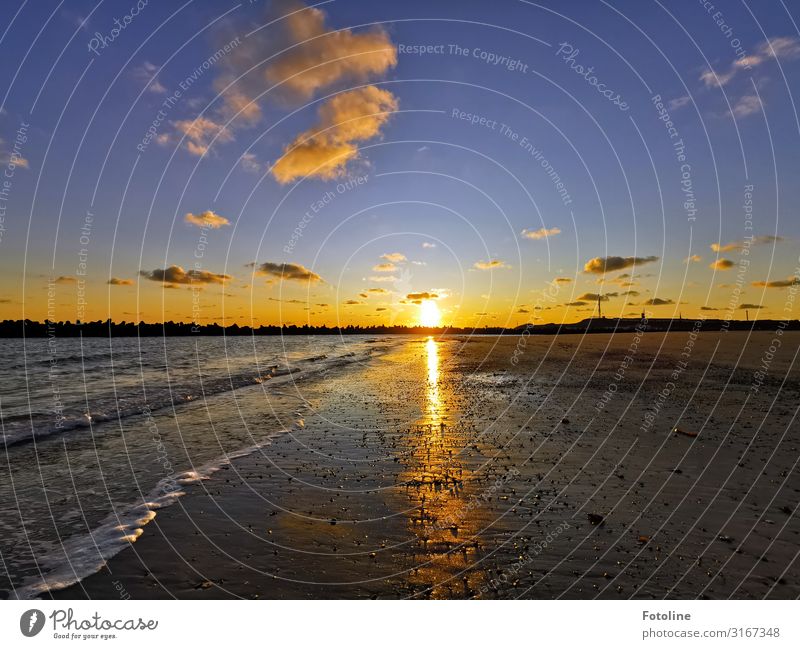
[1,344,386,448]
[9,427,293,600]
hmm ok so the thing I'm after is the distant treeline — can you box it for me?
[0,317,796,338]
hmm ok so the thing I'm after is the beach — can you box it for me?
[30,330,797,600]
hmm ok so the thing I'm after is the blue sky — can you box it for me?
[0,0,798,325]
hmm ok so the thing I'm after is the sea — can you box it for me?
[0,335,393,598]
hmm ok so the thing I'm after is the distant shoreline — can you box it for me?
[1,317,796,338]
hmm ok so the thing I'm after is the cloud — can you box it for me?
[108,277,134,286]
[54,276,76,284]
[250,261,322,283]
[669,95,691,110]
[474,259,509,270]
[701,36,800,88]
[173,116,234,157]
[271,85,398,183]
[262,0,397,102]
[364,287,390,294]
[406,291,438,304]
[711,235,783,252]
[740,304,763,310]
[752,277,799,288]
[240,152,261,174]
[132,61,166,94]
[577,292,617,302]
[732,94,762,118]
[376,307,387,311]
[685,254,702,263]
[710,258,735,270]
[565,301,587,306]
[700,306,719,311]
[422,242,436,248]
[621,290,640,297]
[583,255,659,274]
[372,262,397,272]
[521,226,561,240]
[140,265,231,284]
[381,252,406,263]
[516,307,530,314]
[554,277,572,283]
[344,299,364,305]
[0,138,29,169]
[642,297,674,306]
[184,210,231,229]
[369,275,398,283]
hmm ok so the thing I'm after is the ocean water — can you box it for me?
[0,335,394,598]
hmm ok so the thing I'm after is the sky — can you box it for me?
[0,0,798,327]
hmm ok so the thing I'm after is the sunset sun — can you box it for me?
[419,300,442,327]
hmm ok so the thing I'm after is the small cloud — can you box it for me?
[372,262,397,272]
[406,291,438,304]
[521,226,561,240]
[184,210,230,229]
[554,277,572,283]
[108,277,134,286]
[250,261,323,283]
[140,265,231,284]
[710,258,735,270]
[381,252,406,263]
[685,254,702,263]
[669,95,691,110]
[368,275,399,283]
[578,292,617,302]
[731,94,762,118]
[240,152,261,174]
[132,61,167,94]
[422,242,436,249]
[565,301,587,306]
[642,297,674,306]
[583,255,659,274]
[700,306,719,311]
[365,287,390,294]
[474,259,509,270]
[752,277,799,288]
[344,299,364,305]
[740,303,763,310]
[54,276,76,284]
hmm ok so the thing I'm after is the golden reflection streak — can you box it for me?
[425,336,441,424]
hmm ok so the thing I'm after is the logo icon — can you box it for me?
[20,609,45,637]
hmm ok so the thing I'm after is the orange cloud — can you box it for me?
[710,258,735,270]
[108,278,134,286]
[272,86,397,183]
[250,261,322,283]
[521,226,561,240]
[583,255,658,274]
[474,260,509,270]
[140,265,231,284]
[184,210,231,229]
[264,1,396,102]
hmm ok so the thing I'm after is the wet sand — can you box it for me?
[52,331,800,599]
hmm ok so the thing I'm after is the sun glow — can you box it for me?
[419,299,442,327]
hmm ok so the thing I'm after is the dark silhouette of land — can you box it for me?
[1,317,796,337]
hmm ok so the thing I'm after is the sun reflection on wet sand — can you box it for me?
[397,337,485,598]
